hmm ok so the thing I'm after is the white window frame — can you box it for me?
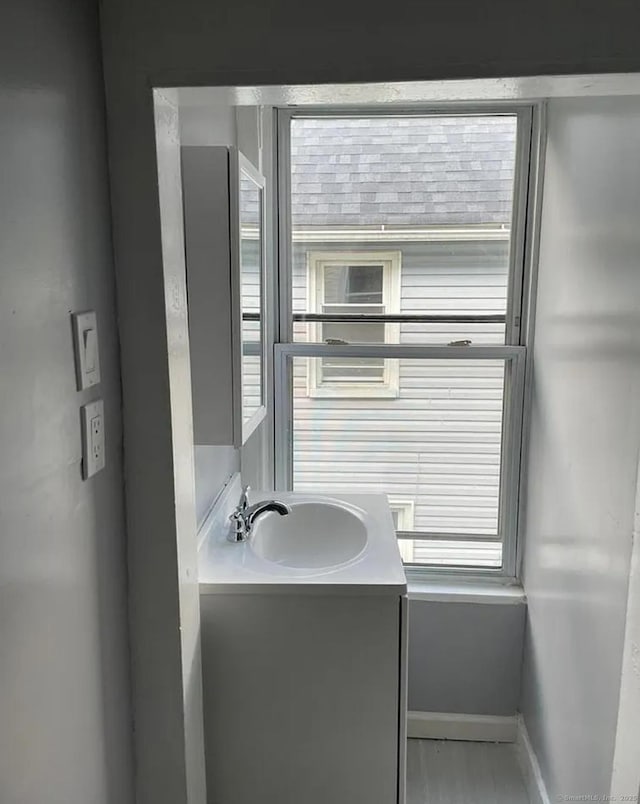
[307,250,401,398]
[275,104,544,581]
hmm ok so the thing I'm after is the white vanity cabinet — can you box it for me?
[181,146,266,447]
[198,487,408,804]
[199,590,408,804]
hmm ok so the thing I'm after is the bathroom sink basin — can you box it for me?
[198,482,407,591]
[250,499,368,570]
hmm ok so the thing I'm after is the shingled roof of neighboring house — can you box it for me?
[290,116,517,227]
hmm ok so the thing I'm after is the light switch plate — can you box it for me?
[81,399,105,479]
[72,311,101,390]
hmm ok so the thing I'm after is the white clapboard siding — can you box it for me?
[241,355,261,420]
[240,240,263,421]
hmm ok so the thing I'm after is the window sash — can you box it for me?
[278,108,533,347]
[274,343,525,577]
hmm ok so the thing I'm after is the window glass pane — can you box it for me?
[322,317,385,345]
[239,171,263,426]
[321,356,385,383]
[241,348,261,415]
[297,323,393,344]
[324,265,383,304]
[292,357,506,549]
[399,539,502,568]
[393,321,505,346]
[290,115,517,345]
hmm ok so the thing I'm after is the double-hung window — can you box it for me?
[276,109,535,578]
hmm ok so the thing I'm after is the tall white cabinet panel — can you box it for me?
[182,146,266,447]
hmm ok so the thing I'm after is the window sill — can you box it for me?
[408,579,525,605]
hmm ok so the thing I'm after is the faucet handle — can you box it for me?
[239,485,251,511]
[228,509,245,542]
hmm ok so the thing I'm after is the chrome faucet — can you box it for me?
[228,486,291,542]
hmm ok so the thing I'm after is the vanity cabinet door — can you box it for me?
[200,593,404,804]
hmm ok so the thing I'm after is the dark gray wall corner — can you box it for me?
[102,0,640,85]
[0,0,134,801]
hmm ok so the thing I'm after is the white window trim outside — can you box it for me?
[388,498,416,562]
[306,250,401,398]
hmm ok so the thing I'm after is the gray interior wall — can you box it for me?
[520,96,640,800]
[0,1,134,802]
[408,600,525,715]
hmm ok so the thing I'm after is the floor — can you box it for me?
[406,739,530,804]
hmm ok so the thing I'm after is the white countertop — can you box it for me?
[198,481,407,597]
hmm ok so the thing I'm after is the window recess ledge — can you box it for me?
[408,578,526,605]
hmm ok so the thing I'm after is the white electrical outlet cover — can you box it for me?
[72,310,101,390]
[81,399,105,479]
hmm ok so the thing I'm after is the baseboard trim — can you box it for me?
[407,711,517,743]
[515,715,551,804]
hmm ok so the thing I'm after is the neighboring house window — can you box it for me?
[307,251,400,398]
[388,499,415,563]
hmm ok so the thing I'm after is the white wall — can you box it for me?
[180,103,237,146]
[610,468,640,798]
[0,0,133,801]
[520,96,640,799]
